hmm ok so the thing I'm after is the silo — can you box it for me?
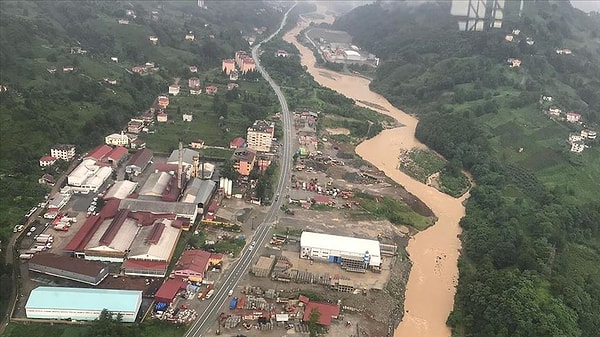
[227,179,233,197]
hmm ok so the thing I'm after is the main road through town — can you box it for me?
[184,3,297,336]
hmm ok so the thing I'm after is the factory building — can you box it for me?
[299,232,381,272]
[125,148,153,176]
[65,201,183,268]
[173,249,223,281]
[26,287,142,322]
[103,180,138,200]
[252,255,276,277]
[67,159,112,194]
[28,253,109,286]
[181,178,217,214]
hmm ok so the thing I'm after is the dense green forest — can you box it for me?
[333,1,600,337]
[0,0,284,326]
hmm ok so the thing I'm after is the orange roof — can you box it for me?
[302,300,340,326]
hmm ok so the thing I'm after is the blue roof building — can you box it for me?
[25,287,143,322]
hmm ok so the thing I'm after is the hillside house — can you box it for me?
[63,66,75,72]
[183,114,193,122]
[47,66,57,74]
[512,29,521,35]
[229,137,246,149]
[51,144,76,161]
[39,156,57,167]
[128,120,144,134]
[508,58,521,67]
[569,133,583,143]
[190,88,202,95]
[548,107,562,115]
[117,19,129,25]
[110,57,119,62]
[185,33,195,41]
[556,48,572,55]
[566,112,581,123]
[189,65,198,73]
[505,35,514,42]
[205,85,218,95]
[157,113,168,122]
[149,35,159,44]
[188,77,200,88]
[132,66,147,74]
[104,78,117,85]
[190,140,205,149]
[276,49,289,57]
[157,95,169,109]
[570,141,585,153]
[227,83,239,90]
[229,69,239,81]
[169,84,180,96]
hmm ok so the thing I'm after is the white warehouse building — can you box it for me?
[300,232,381,272]
[25,287,142,322]
[67,159,112,194]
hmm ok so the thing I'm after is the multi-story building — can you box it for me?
[127,120,144,134]
[50,144,76,161]
[231,148,256,176]
[246,120,275,152]
[157,95,169,109]
[234,51,248,68]
[105,132,130,147]
[240,57,256,74]
[222,59,235,75]
[168,84,180,96]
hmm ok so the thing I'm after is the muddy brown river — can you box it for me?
[283,6,468,337]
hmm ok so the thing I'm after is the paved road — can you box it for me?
[183,2,297,337]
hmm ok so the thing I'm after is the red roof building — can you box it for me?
[205,85,218,95]
[229,137,246,149]
[39,156,57,167]
[301,299,340,326]
[105,146,128,166]
[312,195,332,205]
[174,250,223,280]
[123,259,168,278]
[154,279,186,304]
[86,145,113,161]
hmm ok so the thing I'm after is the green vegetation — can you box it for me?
[334,2,600,336]
[399,149,470,197]
[3,314,185,337]
[399,149,446,183]
[353,192,432,231]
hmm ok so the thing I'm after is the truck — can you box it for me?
[205,289,215,300]
[229,297,238,310]
[19,254,34,260]
[54,224,69,231]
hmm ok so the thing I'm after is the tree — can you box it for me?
[220,159,239,181]
[308,308,321,337]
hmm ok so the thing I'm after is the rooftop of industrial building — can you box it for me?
[181,178,216,205]
[127,218,181,261]
[26,287,142,312]
[104,180,138,200]
[167,148,199,166]
[300,231,381,266]
[126,148,154,168]
[255,255,276,270]
[29,253,109,278]
[139,171,172,197]
[119,198,197,217]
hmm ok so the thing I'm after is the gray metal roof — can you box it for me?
[182,178,216,206]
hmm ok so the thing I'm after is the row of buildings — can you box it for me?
[228,120,277,176]
[222,50,256,80]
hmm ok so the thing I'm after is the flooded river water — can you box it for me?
[282,6,468,337]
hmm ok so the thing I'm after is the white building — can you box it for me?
[570,141,585,153]
[300,232,381,271]
[343,50,362,61]
[246,120,275,153]
[67,159,112,194]
[26,287,142,323]
[183,114,193,122]
[105,132,130,147]
[51,144,76,161]
[169,84,180,96]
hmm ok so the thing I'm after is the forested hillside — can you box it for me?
[334,1,600,337]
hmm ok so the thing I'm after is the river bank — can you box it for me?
[285,6,467,337]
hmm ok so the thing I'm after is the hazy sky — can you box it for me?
[570,0,600,13]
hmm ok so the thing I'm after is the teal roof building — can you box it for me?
[25,287,142,322]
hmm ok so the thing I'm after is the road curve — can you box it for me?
[183,2,297,336]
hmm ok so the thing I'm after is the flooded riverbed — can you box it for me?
[283,6,468,337]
